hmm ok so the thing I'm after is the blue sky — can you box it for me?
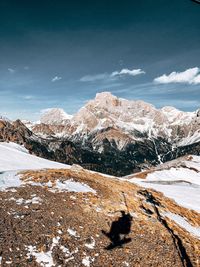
[0,0,200,120]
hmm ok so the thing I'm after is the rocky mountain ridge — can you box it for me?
[28,92,200,149]
[0,92,200,176]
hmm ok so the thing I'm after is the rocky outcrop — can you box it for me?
[0,119,32,144]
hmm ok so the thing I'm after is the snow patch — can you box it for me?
[29,179,96,194]
[52,179,96,193]
[26,237,60,267]
[0,171,22,191]
[67,228,78,237]
[85,237,95,249]
[15,196,42,205]
[129,157,200,213]
[0,142,70,172]
[177,130,200,147]
[163,212,200,239]
[82,256,94,267]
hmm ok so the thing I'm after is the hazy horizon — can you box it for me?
[1,91,199,122]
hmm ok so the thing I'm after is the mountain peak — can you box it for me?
[40,108,73,125]
[93,92,120,107]
[95,91,117,100]
[0,115,10,122]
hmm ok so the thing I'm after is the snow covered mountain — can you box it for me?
[70,92,196,140]
[29,92,200,149]
[40,108,73,125]
[1,92,200,176]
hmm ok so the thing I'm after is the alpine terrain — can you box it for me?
[1,92,199,176]
[0,93,200,266]
[0,142,199,266]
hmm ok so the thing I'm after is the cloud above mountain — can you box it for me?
[80,73,108,82]
[8,68,15,73]
[80,68,145,82]
[23,95,34,100]
[111,68,145,77]
[51,76,62,82]
[154,67,200,84]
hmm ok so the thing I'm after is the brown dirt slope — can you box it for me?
[0,167,199,267]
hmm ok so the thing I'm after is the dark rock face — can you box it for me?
[0,119,32,144]
[0,119,199,176]
[176,141,200,157]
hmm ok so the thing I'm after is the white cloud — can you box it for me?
[80,73,107,82]
[52,76,62,82]
[8,68,15,73]
[111,68,145,77]
[154,67,200,84]
[80,68,145,82]
[23,95,34,100]
[193,74,200,84]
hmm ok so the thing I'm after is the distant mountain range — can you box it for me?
[1,92,200,176]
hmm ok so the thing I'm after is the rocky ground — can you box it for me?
[0,167,199,267]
